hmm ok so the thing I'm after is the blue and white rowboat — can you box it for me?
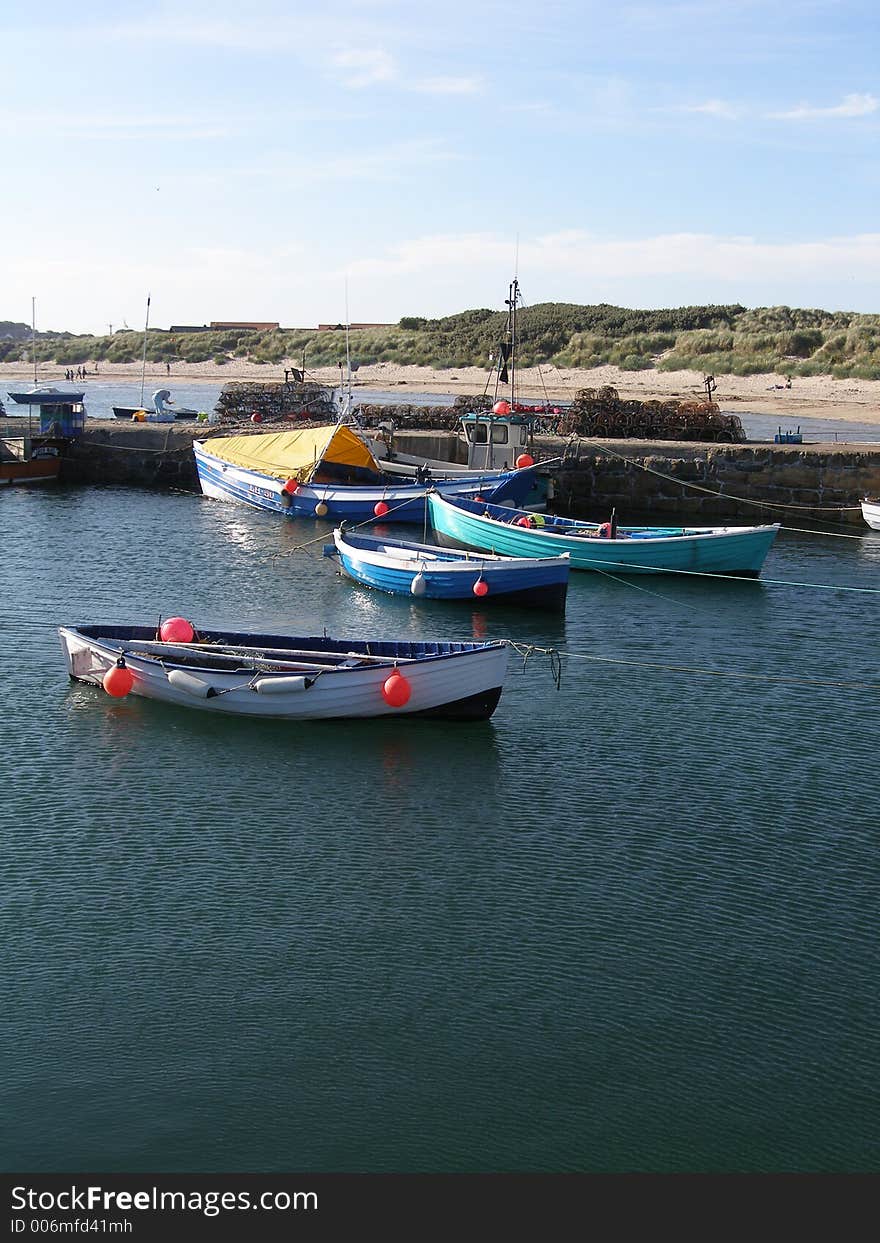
[428,492,780,576]
[326,527,570,610]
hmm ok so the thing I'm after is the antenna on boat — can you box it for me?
[139,295,151,408]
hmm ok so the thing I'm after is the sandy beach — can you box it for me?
[3,357,880,425]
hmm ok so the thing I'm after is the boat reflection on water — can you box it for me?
[64,673,504,812]
[358,717,503,802]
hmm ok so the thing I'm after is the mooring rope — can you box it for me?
[567,560,880,594]
[273,490,432,559]
[504,640,880,693]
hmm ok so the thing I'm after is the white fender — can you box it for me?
[167,668,216,698]
[253,675,314,694]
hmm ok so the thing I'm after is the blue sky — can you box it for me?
[2,0,878,332]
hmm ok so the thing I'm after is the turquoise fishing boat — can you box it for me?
[427,492,780,577]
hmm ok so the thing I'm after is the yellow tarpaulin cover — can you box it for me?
[201,425,380,481]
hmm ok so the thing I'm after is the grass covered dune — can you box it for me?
[3,301,880,422]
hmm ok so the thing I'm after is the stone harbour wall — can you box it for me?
[532,438,880,525]
[8,420,878,525]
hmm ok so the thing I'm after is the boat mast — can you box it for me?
[509,277,518,409]
[139,295,151,407]
[31,297,37,386]
[344,279,352,416]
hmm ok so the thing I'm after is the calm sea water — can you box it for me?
[2,479,880,1172]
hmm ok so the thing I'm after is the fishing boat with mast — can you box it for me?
[111,296,199,420]
[194,292,545,521]
[456,276,565,471]
[353,280,555,508]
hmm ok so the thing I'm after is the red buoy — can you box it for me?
[159,617,195,644]
[516,515,533,528]
[251,412,263,424]
[381,670,412,708]
[103,661,134,698]
[493,400,511,415]
[473,578,489,597]
[283,477,299,494]
[374,500,390,517]
[515,453,534,469]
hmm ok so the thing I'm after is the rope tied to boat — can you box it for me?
[503,640,880,693]
[505,640,563,690]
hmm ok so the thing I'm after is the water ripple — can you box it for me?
[1,487,878,1171]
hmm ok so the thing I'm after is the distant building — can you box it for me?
[209,321,280,331]
[316,322,394,331]
[169,325,211,334]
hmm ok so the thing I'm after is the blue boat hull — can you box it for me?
[194,441,538,522]
[427,494,780,576]
[333,542,569,609]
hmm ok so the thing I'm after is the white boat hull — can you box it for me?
[861,499,880,530]
[59,625,509,721]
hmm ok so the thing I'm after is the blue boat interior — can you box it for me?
[331,529,492,561]
[444,494,709,539]
[76,623,498,662]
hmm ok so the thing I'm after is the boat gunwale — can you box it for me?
[59,626,507,673]
[333,527,571,571]
[428,492,781,543]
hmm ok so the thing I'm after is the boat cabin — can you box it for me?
[458,410,553,470]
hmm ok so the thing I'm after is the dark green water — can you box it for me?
[2,484,879,1172]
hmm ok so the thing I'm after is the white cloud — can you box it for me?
[343,229,880,287]
[331,47,396,88]
[409,76,482,96]
[327,48,481,95]
[9,229,880,334]
[679,99,740,120]
[770,92,879,120]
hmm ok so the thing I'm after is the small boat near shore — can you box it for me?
[428,492,780,576]
[325,526,570,609]
[112,405,200,421]
[861,497,880,530]
[113,387,199,420]
[8,388,86,405]
[193,424,540,522]
[1,437,61,485]
[59,621,509,721]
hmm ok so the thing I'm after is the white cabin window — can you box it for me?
[466,422,511,444]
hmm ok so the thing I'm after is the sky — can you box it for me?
[1,0,879,333]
